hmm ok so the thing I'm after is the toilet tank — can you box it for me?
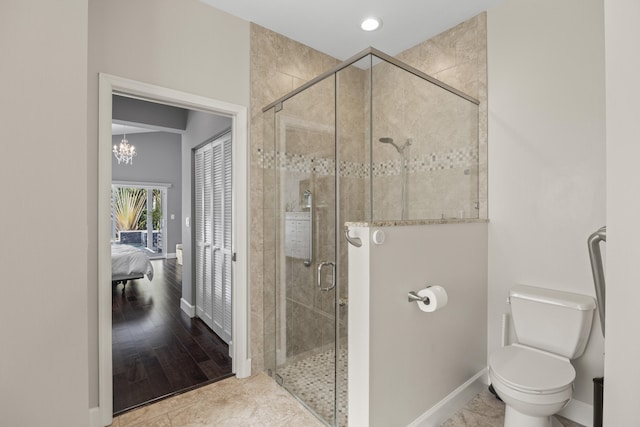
[510,285,596,359]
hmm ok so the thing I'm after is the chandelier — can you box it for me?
[113,131,136,165]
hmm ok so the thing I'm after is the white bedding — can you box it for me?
[111,244,154,281]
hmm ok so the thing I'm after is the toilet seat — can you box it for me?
[490,344,575,394]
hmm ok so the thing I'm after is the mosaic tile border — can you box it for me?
[258,147,477,177]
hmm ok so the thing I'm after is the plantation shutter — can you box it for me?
[194,132,232,344]
[194,145,214,328]
[222,136,233,342]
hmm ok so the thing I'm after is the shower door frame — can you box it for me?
[269,74,341,426]
[274,114,337,367]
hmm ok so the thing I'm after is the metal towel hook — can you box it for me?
[344,227,362,247]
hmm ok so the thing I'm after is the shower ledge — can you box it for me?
[345,218,489,227]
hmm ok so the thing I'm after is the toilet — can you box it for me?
[489,285,596,427]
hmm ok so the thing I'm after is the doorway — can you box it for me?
[98,74,250,427]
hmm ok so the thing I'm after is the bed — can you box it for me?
[111,244,154,292]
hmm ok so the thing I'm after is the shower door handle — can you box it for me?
[317,261,336,292]
[303,190,313,267]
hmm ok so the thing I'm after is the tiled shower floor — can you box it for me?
[278,347,348,426]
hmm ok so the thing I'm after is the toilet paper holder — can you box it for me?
[408,287,431,304]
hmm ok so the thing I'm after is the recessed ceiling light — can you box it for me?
[361,17,382,32]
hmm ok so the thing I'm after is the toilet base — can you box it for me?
[504,406,564,427]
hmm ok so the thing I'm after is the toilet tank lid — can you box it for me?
[510,285,596,311]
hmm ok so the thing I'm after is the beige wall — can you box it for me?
[0,0,89,425]
[487,0,605,416]
[603,0,640,424]
[87,0,250,407]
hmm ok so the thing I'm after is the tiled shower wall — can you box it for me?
[250,14,488,373]
[250,24,340,373]
[369,60,480,221]
[396,13,488,218]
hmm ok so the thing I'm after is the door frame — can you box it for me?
[98,73,250,426]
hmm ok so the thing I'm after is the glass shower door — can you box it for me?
[272,76,338,426]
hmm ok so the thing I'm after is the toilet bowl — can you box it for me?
[489,344,574,427]
[488,285,595,427]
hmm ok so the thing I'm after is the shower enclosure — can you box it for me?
[262,48,479,426]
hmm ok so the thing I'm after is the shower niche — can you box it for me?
[262,48,480,426]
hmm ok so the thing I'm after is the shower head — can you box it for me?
[378,137,402,153]
[378,137,412,154]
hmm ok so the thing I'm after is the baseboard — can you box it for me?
[180,298,196,317]
[559,398,593,427]
[89,407,102,427]
[408,368,488,427]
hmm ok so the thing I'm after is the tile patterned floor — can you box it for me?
[109,373,323,427]
[441,389,585,427]
[110,372,586,427]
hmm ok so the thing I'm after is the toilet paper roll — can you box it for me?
[417,286,448,312]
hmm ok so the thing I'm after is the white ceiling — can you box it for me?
[201,0,503,60]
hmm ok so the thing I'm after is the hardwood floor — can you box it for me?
[112,258,232,415]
